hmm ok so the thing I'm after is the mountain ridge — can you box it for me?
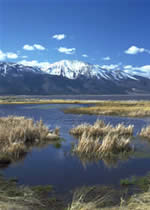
[0,60,150,95]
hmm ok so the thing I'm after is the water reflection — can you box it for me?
[0,140,63,169]
[72,136,150,168]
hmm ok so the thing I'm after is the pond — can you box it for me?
[0,103,150,194]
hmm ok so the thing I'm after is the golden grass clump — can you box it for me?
[70,120,112,138]
[100,133,131,155]
[0,116,60,144]
[70,123,92,136]
[113,124,134,137]
[72,120,134,163]
[74,132,101,158]
[139,125,150,139]
[70,120,134,138]
[74,131,132,161]
[0,116,60,164]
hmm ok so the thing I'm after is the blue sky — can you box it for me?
[0,0,150,71]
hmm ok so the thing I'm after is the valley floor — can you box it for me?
[1,96,150,117]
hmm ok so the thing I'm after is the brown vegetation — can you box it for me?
[0,116,60,164]
[71,120,134,162]
[100,133,131,155]
[64,100,150,117]
[139,125,150,139]
[68,176,150,210]
[73,132,133,160]
[70,120,134,138]
[0,174,64,210]
[68,190,150,210]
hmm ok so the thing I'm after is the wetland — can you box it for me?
[1,97,150,209]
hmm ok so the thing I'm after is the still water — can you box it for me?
[0,103,150,193]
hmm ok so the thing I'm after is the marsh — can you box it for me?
[0,102,150,194]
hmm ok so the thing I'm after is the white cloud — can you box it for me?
[6,52,18,59]
[125,45,150,55]
[23,45,35,51]
[0,50,6,61]
[57,47,76,55]
[33,44,45,50]
[82,54,88,58]
[52,34,66,40]
[124,64,150,72]
[102,56,111,61]
[138,65,150,71]
[18,60,50,70]
[0,50,18,60]
[23,44,46,51]
[100,64,120,70]
[123,64,150,78]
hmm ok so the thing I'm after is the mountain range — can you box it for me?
[0,60,150,95]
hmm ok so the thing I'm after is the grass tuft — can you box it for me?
[139,125,150,139]
[70,120,133,139]
[0,116,60,164]
[71,120,134,164]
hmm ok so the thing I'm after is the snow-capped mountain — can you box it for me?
[43,60,138,81]
[0,62,42,77]
[0,60,150,95]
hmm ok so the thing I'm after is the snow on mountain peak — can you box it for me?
[0,62,42,77]
[44,60,138,81]
[45,60,91,79]
[0,60,138,81]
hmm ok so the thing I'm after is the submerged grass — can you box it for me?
[68,189,150,210]
[120,173,150,191]
[67,186,120,210]
[0,116,60,164]
[0,174,64,210]
[68,173,150,210]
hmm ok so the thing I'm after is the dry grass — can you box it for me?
[0,175,43,210]
[139,125,150,139]
[68,185,150,210]
[64,100,150,117]
[0,116,60,164]
[67,186,119,210]
[0,98,106,105]
[70,120,134,140]
[100,133,131,155]
[1,99,150,117]
[73,132,133,161]
[0,116,60,144]
[0,174,64,210]
[70,120,134,138]
[74,132,101,158]
[71,120,134,162]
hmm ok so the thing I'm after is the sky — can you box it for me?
[0,0,150,72]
